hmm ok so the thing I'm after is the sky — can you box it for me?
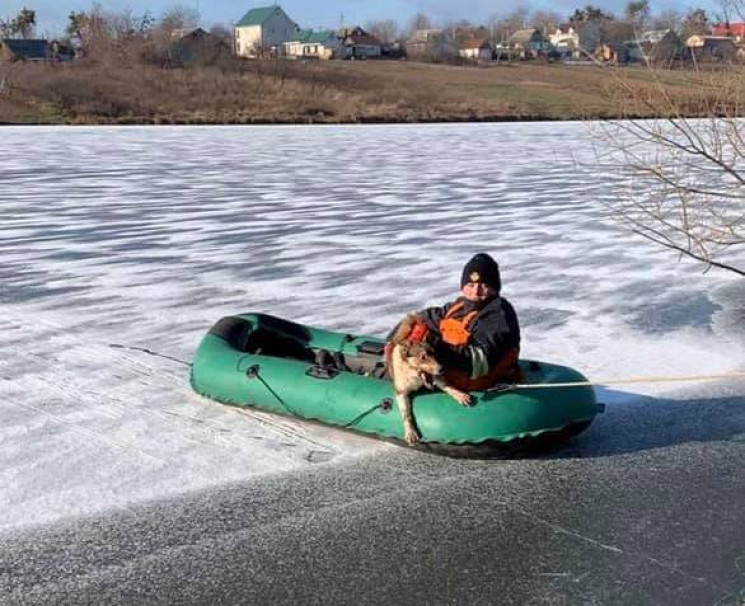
[2,0,725,38]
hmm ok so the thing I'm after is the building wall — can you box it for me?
[235,25,262,57]
[234,10,297,57]
[262,12,298,49]
[285,41,336,60]
[550,32,579,49]
[347,44,381,58]
[459,47,491,60]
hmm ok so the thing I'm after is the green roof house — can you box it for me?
[284,29,340,59]
[234,5,299,57]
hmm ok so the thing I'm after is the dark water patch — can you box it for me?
[109,239,175,253]
[520,307,575,330]
[711,281,745,346]
[625,291,720,335]
[0,283,90,304]
[88,255,186,268]
[43,250,107,262]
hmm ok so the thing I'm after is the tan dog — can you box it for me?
[386,314,472,445]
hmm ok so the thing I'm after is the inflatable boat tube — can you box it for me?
[190,313,601,456]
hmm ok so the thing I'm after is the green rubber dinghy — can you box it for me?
[191,313,602,456]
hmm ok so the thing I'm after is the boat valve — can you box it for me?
[246,365,260,378]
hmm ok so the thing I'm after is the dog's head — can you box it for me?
[389,314,443,388]
[396,339,442,388]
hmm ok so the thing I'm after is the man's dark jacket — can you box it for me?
[418,296,520,376]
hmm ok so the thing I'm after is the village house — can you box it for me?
[284,30,339,60]
[712,22,745,42]
[169,28,232,65]
[405,28,456,60]
[637,29,681,64]
[549,24,579,57]
[507,28,549,58]
[48,39,75,62]
[686,35,738,63]
[0,39,49,62]
[338,27,382,59]
[458,38,492,61]
[594,40,642,64]
[234,5,299,57]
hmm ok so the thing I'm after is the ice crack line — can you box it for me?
[506,504,728,594]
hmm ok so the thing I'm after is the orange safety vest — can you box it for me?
[439,301,519,391]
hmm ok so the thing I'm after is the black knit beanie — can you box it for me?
[460,253,501,293]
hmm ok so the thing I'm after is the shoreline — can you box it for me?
[0,112,687,126]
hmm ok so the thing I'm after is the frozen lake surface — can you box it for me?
[1,124,744,530]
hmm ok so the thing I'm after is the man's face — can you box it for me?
[461,281,497,302]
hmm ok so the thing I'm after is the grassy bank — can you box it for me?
[0,58,733,125]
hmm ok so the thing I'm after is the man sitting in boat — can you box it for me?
[417,253,521,390]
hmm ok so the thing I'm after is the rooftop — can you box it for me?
[460,38,490,50]
[237,6,284,27]
[1,38,48,60]
[289,29,335,44]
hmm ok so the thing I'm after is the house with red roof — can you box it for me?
[712,22,745,42]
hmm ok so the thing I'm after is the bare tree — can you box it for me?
[625,0,651,31]
[160,4,200,37]
[680,8,710,39]
[593,71,745,276]
[209,24,232,45]
[66,7,108,57]
[2,7,36,39]
[570,5,616,23]
[66,5,153,61]
[531,10,562,36]
[652,9,683,33]
[715,0,745,22]
[505,7,530,34]
[364,19,399,44]
[408,13,432,35]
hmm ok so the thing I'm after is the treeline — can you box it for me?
[0,1,723,51]
[365,1,714,44]
[1,4,233,66]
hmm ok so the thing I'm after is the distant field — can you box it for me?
[0,59,735,124]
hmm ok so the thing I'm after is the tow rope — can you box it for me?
[488,370,745,393]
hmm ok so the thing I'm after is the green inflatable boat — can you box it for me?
[190,313,602,456]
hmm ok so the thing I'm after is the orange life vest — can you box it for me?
[439,301,519,391]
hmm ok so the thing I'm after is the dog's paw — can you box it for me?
[404,426,421,445]
[453,391,473,407]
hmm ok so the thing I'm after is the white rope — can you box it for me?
[510,371,745,390]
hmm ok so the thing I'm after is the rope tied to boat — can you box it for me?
[342,398,393,428]
[487,370,745,394]
[244,364,301,417]
[244,364,392,428]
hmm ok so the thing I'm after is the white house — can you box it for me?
[459,39,492,61]
[549,25,579,52]
[234,5,299,57]
[284,30,339,60]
